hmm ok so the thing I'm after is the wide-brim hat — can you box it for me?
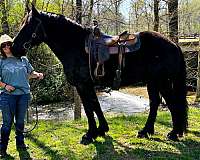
[0,34,13,47]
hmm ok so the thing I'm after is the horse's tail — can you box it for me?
[173,45,188,134]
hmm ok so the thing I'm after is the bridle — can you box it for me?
[23,16,47,50]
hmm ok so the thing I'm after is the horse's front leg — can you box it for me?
[76,81,109,145]
[137,82,161,138]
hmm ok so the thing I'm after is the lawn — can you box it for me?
[3,106,200,160]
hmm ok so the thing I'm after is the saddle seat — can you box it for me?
[104,32,137,46]
[85,31,140,56]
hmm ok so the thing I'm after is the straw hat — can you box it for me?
[0,34,13,47]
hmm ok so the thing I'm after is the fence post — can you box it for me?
[195,35,200,101]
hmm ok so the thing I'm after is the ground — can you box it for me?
[120,86,196,104]
[120,86,148,98]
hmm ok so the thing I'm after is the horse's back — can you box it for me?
[138,31,183,72]
[113,31,184,86]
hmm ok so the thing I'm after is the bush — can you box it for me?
[27,44,73,105]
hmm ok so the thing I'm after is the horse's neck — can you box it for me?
[43,20,87,48]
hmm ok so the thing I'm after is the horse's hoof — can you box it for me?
[80,134,94,145]
[80,132,97,145]
[137,130,149,138]
[167,132,179,141]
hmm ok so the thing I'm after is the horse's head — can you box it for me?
[12,5,47,57]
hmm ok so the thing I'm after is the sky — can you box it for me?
[120,0,131,20]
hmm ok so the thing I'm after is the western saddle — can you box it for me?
[86,21,140,90]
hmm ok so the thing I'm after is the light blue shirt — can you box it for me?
[0,56,34,95]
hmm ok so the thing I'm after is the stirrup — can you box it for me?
[94,62,105,78]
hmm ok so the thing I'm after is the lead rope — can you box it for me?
[23,46,40,133]
[17,87,39,133]
[17,47,40,134]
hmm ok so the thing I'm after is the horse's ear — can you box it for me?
[31,4,39,17]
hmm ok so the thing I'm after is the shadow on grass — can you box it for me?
[135,138,200,159]
[1,154,15,160]
[93,134,200,159]
[17,148,31,160]
[26,133,76,159]
[93,135,140,160]
[187,130,200,138]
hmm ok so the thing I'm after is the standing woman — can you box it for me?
[0,34,44,157]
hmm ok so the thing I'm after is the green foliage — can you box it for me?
[179,0,200,34]
[4,107,200,159]
[28,44,73,105]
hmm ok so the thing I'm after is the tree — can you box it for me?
[76,0,82,24]
[153,0,159,31]
[168,0,178,43]
[73,0,82,120]
[0,0,10,34]
[114,0,121,35]
[85,0,94,25]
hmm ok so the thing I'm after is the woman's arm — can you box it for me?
[29,71,44,80]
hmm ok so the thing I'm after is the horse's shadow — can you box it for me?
[93,133,200,160]
[1,154,15,160]
[17,148,32,160]
[93,135,136,160]
[188,130,200,138]
[92,135,119,160]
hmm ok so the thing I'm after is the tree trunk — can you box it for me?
[168,0,178,43]
[74,88,81,120]
[73,0,82,120]
[114,0,119,35]
[76,0,82,24]
[153,0,159,32]
[32,0,37,6]
[61,0,65,14]
[86,0,94,25]
[0,0,10,34]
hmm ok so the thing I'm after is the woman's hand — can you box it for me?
[5,84,15,92]
[29,71,44,80]
[36,73,44,80]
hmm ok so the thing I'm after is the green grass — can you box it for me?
[2,107,200,160]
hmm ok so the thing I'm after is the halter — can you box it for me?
[23,17,47,50]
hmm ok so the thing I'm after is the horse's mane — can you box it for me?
[40,11,89,32]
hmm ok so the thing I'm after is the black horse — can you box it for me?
[12,5,188,142]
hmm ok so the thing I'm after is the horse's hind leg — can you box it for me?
[76,81,108,144]
[159,81,184,141]
[138,81,161,138]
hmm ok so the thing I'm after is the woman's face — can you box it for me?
[1,41,12,55]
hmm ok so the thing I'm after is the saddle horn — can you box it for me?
[119,31,128,38]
